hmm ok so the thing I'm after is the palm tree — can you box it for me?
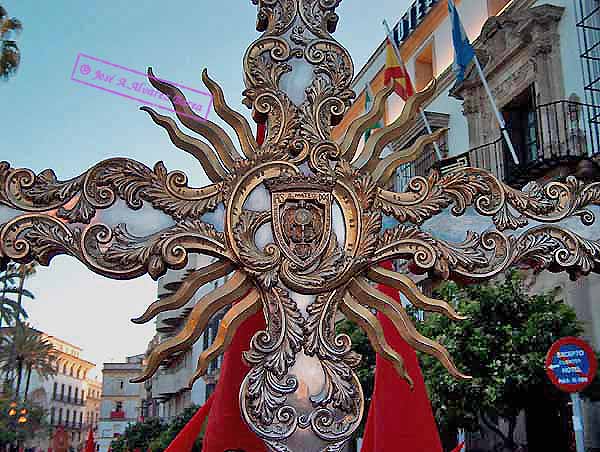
[0,5,22,80]
[0,263,36,393]
[13,262,36,321]
[0,262,32,327]
[0,324,56,400]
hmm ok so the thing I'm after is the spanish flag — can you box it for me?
[384,38,414,101]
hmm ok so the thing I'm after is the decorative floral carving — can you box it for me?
[2,2,600,451]
[241,287,304,444]
[0,159,222,224]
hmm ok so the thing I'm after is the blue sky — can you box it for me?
[0,0,412,375]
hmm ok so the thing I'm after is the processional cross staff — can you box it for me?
[2,1,600,450]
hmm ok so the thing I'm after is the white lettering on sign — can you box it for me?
[558,377,589,384]
[557,350,585,358]
[394,0,440,45]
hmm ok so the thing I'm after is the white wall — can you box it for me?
[534,0,587,101]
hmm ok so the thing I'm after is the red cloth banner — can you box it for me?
[84,428,95,452]
[361,260,443,452]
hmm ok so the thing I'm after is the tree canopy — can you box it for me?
[110,405,204,452]
[413,270,597,450]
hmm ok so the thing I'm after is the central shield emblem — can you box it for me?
[270,180,333,269]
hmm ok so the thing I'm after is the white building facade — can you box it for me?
[333,0,600,450]
[6,331,102,450]
[97,355,145,452]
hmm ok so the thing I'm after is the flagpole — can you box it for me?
[472,55,520,165]
[382,19,443,161]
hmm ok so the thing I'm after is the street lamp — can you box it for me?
[7,402,27,424]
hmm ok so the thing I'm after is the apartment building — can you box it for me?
[97,355,145,452]
[0,329,102,450]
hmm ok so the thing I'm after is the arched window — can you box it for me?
[63,363,68,374]
[67,386,72,402]
[52,382,57,399]
[74,387,78,403]
[65,409,69,426]
[79,411,83,425]
[60,384,65,400]
[50,407,55,425]
[70,365,74,377]
[58,408,63,425]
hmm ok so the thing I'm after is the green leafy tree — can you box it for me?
[0,5,22,80]
[150,405,204,452]
[110,405,203,452]
[413,271,595,451]
[110,417,164,452]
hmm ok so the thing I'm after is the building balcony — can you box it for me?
[51,420,84,430]
[110,410,126,420]
[407,100,600,188]
[51,394,85,405]
[471,100,600,186]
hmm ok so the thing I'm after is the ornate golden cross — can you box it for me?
[2,1,600,450]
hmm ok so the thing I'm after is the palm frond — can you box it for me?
[0,40,20,80]
[0,325,56,378]
[0,18,22,37]
[0,287,34,299]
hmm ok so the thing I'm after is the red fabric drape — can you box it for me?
[202,311,267,451]
[164,395,213,452]
[361,260,443,452]
[163,311,266,452]
[163,266,444,451]
[256,122,266,146]
[84,428,95,452]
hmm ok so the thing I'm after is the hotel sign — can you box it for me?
[393,0,440,45]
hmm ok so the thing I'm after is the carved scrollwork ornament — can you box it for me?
[3,1,600,450]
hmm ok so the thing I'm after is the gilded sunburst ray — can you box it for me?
[2,1,600,450]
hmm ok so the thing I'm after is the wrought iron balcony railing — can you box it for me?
[407,100,600,187]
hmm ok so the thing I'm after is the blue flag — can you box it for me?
[448,0,475,82]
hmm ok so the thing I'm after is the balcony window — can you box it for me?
[502,85,538,165]
[414,41,434,92]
